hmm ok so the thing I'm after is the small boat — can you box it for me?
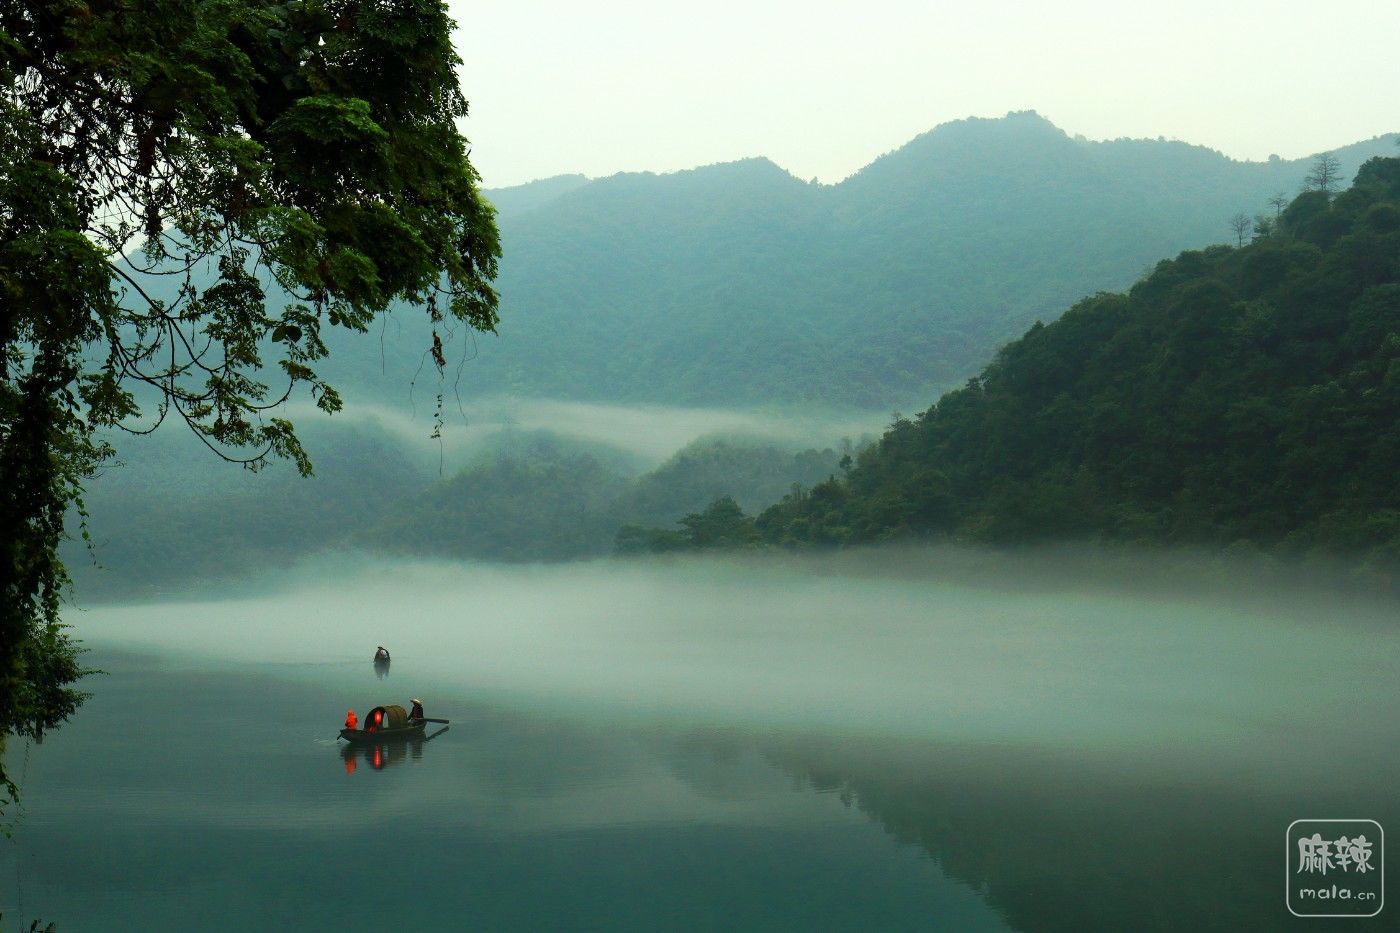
[340,722,450,773]
[340,722,426,743]
[339,705,425,743]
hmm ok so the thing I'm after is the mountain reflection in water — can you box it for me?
[6,651,1392,931]
[2,654,1008,932]
[759,734,1400,933]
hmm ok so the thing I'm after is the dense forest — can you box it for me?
[631,156,1400,571]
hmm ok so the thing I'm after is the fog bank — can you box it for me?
[280,395,884,467]
[75,550,1400,775]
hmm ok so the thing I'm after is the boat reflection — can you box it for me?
[340,725,448,774]
[373,657,390,680]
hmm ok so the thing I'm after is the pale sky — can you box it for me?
[450,0,1400,189]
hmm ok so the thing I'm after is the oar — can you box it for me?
[423,717,450,724]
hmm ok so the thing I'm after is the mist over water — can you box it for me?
[80,550,1400,768]
[14,548,1398,930]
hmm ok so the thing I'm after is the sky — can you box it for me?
[449,0,1400,189]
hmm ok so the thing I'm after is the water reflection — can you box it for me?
[4,656,1008,931]
[339,725,449,773]
[755,732,1400,933]
[373,657,390,680]
[11,579,1400,933]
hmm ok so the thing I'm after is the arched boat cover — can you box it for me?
[366,705,408,730]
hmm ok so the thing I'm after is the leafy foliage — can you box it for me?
[0,0,498,810]
[616,496,759,555]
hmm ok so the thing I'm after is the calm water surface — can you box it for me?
[2,557,1397,931]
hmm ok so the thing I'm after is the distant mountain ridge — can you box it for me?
[490,114,1393,221]
[451,112,1396,410]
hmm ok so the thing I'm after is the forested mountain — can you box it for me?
[448,112,1397,409]
[69,430,842,594]
[651,156,1400,568]
[371,435,841,562]
[616,438,843,528]
[373,436,631,562]
[66,418,434,598]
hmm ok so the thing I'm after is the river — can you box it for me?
[3,553,1396,931]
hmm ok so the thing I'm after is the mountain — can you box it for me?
[69,119,1400,595]
[484,173,590,218]
[66,415,434,599]
[372,435,632,562]
[726,156,1400,569]
[369,434,842,563]
[445,111,1397,410]
[70,426,844,594]
[614,437,841,528]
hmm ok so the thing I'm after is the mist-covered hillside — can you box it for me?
[453,112,1397,410]
[710,156,1400,570]
[70,118,1400,597]
[130,112,1396,419]
[67,426,845,596]
[363,434,843,563]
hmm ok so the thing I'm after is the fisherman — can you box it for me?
[345,709,358,730]
[374,646,390,662]
[408,698,425,723]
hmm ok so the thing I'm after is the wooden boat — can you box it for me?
[339,704,424,743]
[340,721,426,743]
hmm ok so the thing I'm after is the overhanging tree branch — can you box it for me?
[0,0,502,817]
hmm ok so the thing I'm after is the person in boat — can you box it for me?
[374,646,390,662]
[408,698,425,723]
[345,709,358,730]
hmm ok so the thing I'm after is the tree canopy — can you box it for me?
[0,0,499,810]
